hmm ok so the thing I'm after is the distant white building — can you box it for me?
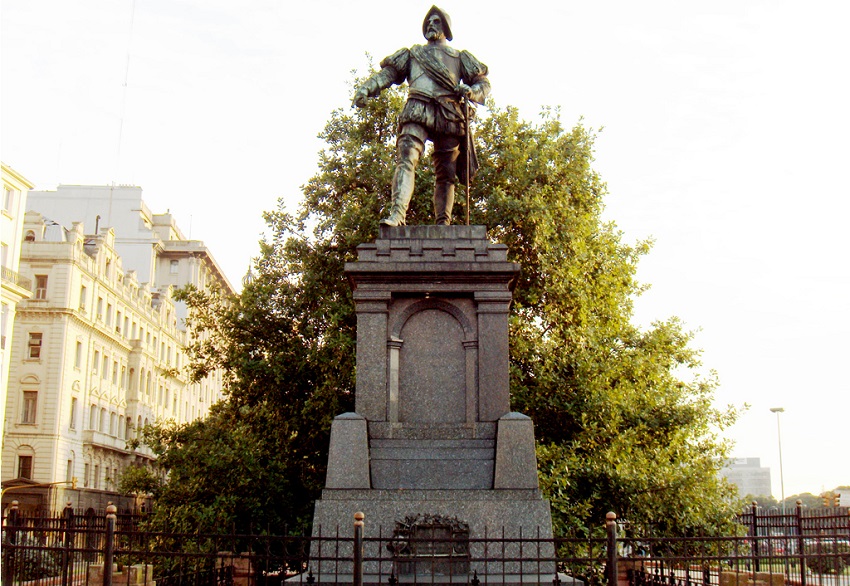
[2,186,234,513]
[721,457,773,498]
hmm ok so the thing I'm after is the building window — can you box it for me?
[109,412,116,436]
[22,390,37,423]
[66,459,73,483]
[84,463,90,487]
[112,361,118,385]
[102,356,109,380]
[97,297,104,320]
[106,303,113,326]
[70,397,78,430]
[89,404,97,429]
[4,188,17,211]
[24,230,35,242]
[94,465,100,489]
[75,341,83,368]
[18,455,33,479]
[170,259,179,274]
[79,285,87,311]
[27,332,43,359]
[35,275,48,300]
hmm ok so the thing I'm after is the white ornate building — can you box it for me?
[2,186,234,513]
[2,164,34,443]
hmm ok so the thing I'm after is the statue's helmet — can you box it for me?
[422,5,453,41]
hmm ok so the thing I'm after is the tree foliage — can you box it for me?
[142,79,740,536]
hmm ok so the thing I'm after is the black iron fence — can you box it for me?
[2,501,848,586]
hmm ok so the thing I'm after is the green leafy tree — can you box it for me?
[143,79,740,537]
[117,463,161,497]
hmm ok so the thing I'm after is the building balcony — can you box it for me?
[82,429,131,454]
[1,266,33,295]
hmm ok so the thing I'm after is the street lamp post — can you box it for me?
[770,407,786,513]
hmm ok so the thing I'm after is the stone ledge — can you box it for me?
[371,460,494,489]
[371,438,495,448]
[369,422,497,440]
[370,448,494,461]
[379,225,488,240]
[319,489,546,500]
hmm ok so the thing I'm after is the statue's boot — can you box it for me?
[434,182,455,226]
[381,135,423,226]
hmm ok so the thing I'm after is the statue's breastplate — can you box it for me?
[409,47,461,98]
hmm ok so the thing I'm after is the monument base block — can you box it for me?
[312,489,554,539]
[311,488,556,577]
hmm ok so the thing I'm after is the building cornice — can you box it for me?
[1,162,36,189]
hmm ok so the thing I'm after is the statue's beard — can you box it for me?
[426,28,445,41]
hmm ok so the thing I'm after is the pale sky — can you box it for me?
[2,0,848,499]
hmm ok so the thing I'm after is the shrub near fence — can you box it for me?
[3,500,849,586]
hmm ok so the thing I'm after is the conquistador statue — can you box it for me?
[352,6,491,226]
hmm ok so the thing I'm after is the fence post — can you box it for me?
[749,501,760,573]
[62,501,75,586]
[3,500,20,586]
[353,512,365,586]
[795,500,806,586]
[103,503,117,586]
[607,512,618,586]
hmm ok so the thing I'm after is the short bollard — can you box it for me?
[62,502,75,586]
[606,512,618,586]
[3,501,20,585]
[354,512,365,586]
[104,503,118,586]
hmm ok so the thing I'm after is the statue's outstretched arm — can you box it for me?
[353,48,410,108]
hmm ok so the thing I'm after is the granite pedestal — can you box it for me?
[310,226,556,581]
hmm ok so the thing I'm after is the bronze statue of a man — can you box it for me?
[353,6,491,226]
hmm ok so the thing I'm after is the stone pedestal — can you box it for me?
[311,225,554,574]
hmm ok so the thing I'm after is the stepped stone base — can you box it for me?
[370,438,495,489]
[311,488,556,576]
[313,489,554,537]
[288,572,581,586]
